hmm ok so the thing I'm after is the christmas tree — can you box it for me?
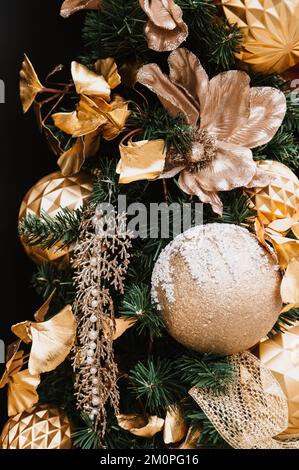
[2,0,299,450]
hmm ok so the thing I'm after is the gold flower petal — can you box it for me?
[61,0,102,18]
[178,170,223,216]
[140,0,188,52]
[163,405,188,444]
[179,427,201,449]
[228,88,286,148]
[245,167,273,189]
[0,345,23,389]
[71,61,111,100]
[7,369,40,416]
[94,58,121,90]
[137,63,199,126]
[28,305,76,375]
[197,141,256,192]
[281,258,299,307]
[117,139,166,184]
[168,48,209,113]
[19,54,43,113]
[117,414,164,438]
[201,70,251,141]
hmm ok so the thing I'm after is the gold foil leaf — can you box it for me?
[117,414,164,437]
[61,0,102,17]
[103,103,131,141]
[71,61,111,100]
[179,427,201,449]
[20,54,43,113]
[0,348,24,389]
[28,305,76,375]
[117,139,166,184]
[95,58,121,90]
[268,232,299,270]
[34,289,56,322]
[163,405,188,444]
[58,138,85,177]
[7,369,40,417]
[281,258,299,311]
[113,317,137,341]
[11,321,32,344]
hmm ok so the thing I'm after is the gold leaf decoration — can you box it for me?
[163,405,188,444]
[117,414,164,438]
[19,54,43,113]
[71,61,111,100]
[280,258,299,312]
[12,305,77,376]
[179,427,202,449]
[95,58,121,90]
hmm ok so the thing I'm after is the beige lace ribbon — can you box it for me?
[189,351,299,449]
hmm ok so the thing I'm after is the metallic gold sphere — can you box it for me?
[245,160,299,227]
[19,171,93,268]
[259,323,299,438]
[152,224,282,355]
[0,404,72,449]
[221,0,299,74]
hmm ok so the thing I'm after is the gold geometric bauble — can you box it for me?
[19,171,93,268]
[221,0,299,74]
[259,323,299,437]
[0,404,72,449]
[245,160,299,226]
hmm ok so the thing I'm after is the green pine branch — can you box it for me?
[18,207,83,250]
[31,263,75,308]
[119,283,165,339]
[176,353,235,393]
[253,127,299,169]
[271,308,299,335]
[129,358,185,413]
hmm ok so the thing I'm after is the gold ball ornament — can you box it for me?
[259,323,299,438]
[19,171,93,268]
[0,404,72,449]
[152,224,282,355]
[221,0,299,74]
[245,160,299,227]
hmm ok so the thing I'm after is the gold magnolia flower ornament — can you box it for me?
[118,48,287,215]
[139,0,188,52]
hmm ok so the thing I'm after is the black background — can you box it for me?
[0,1,84,426]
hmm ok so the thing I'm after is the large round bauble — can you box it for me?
[0,404,72,449]
[221,0,299,74]
[152,224,282,355]
[245,160,299,227]
[19,171,93,268]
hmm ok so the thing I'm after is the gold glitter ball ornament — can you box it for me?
[221,0,299,74]
[245,160,299,227]
[0,404,72,449]
[259,323,299,438]
[152,224,282,355]
[19,171,93,268]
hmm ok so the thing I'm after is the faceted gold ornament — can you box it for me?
[19,171,93,268]
[259,323,299,437]
[245,160,299,226]
[0,405,72,449]
[221,0,299,74]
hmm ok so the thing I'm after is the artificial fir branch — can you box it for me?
[186,409,229,447]
[31,263,75,308]
[119,284,165,339]
[271,308,299,335]
[18,207,83,249]
[176,353,235,393]
[129,358,185,414]
[253,128,299,169]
